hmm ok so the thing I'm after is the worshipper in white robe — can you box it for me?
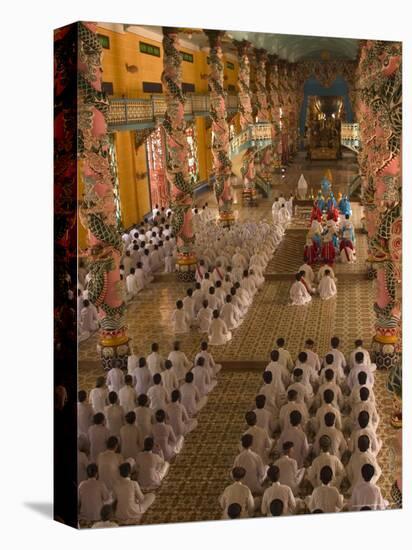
[166,389,198,437]
[91,504,118,529]
[106,365,125,394]
[241,270,257,299]
[349,339,371,368]
[279,389,309,432]
[182,288,196,324]
[298,262,315,288]
[278,204,291,226]
[195,300,213,333]
[320,354,346,388]
[207,287,219,312]
[349,411,382,456]
[219,467,256,519]
[315,369,345,410]
[290,272,312,306]
[313,390,343,432]
[306,466,344,513]
[261,465,297,516]
[192,282,204,314]
[104,392,125,437]
[317,263,337,282]
[171,300,190,334]
[307,435,345,489]
[78,464,111,522]
[120,411,142,461]
[195,341,222,378]
[347,354,375,391]
[233,434,267,495]
[313,412,347,459]
[274,441,305,496]
[288,368,315,409]
[232,248,248,271]
[350,464,387,511]
[326,335,347,370]
[302,339,321,372]
[118,376,137,414]
[220,294,242,330]
[78,442,89,485]
[113,462,155,522]
[242,411,273,464]
[347,435,382,490]
[164,252,175,273]
[89,377,109,414]
[253,394,278,436]
[276,410,310,468]
[78,390,94,436]
[195,259,207,283]
[167,341,192,382]
[349,388,380,431]
[192,356,216,396]
[88,413,110,462]
[286,194,294,218]
[258,371,280,416]
[80,300,99,334]
[126,269,140,298]
[135,437,170,490]
[294,352,320,388]
[131,357,152,397]
[147,373,168,412]
[208,309,232,345]
[161,359,179,397]
[152,409,184,461]
[264,349,290,394]
[147,343,165,376]
[97,436,124,492]
[134,263,147,292]
[141,250,154,282]
[318,269,337,300]
[134,395,153,442]
[348,371,376,409]
[180,371,207,417]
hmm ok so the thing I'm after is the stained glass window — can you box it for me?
[108,134,123,232]
[97,34,110,49]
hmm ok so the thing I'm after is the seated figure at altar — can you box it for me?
[341,214,356,244]
[310,201,322,224]
[338,194,352,218]
[321,177,331,198]
[340,235,356,263]
[321,224,337,265]
[315,191,326,212]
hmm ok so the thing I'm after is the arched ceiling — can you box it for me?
[227,32,359,61]
[114,25,359,61]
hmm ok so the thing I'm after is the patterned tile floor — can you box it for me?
[78,152,401,525]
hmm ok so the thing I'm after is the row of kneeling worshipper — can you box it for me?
[219,336,388,519]
[172,219,287,343]
[77,340,221,527]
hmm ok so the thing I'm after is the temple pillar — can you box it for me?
[357,41,402,424]
[235,40,257,204]
[267,55,282,171]
[205,30,234,227]
[254,48,272,183]
[161,27,196,281]
[78,22,130,370]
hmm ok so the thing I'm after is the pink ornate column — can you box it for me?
[205,30,234,226]
[267,55,282,169]
[235,40,257,202]
[254,48,272,182]
[161,27,196,281]
[278,60,289,166]
[78,22,130,369]
[357,40,402,382]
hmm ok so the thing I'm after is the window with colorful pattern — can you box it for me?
[108,134,123,232]
[185,124,199,186]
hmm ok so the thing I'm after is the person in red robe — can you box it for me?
[310,202,322,223]
[304,236,318,265]
[321,230,336,265]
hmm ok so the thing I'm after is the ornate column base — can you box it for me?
[176,253,197,282]
[97,328,131,371]
[242,187,258,206]
[371,331,400,370]
[218,210,236,228]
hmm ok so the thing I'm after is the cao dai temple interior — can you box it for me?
[53,22,402,527]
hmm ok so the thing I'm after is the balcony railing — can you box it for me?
[229,123,273,157]
[107,93,239,130]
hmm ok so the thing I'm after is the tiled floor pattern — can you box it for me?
[78,152,400,525]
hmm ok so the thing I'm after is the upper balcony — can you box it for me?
[229,123,273,158]
[107,93,239,131]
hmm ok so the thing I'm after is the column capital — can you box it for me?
[204,29,225,49]
[234,39,252,57]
